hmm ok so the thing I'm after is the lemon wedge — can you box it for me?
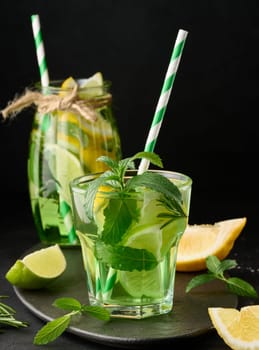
[176,217,247,272]
[208,306,259,350]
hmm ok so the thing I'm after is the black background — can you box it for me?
[1,2,259,349]
[1,0,259,226]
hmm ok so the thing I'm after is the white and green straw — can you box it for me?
[31,14,76,243]
[31,14,49,88]
[102,29,188,299]
[138,29,188,174]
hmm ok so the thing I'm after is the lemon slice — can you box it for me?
[176,217,247,272]
[208,306,259,350]
[5,245,66,289]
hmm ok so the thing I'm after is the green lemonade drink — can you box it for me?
[70,153,192,319]
[28,73,121,245]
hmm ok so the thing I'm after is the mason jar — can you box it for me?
[27,78,121,245]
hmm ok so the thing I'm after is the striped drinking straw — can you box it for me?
[103,29,189,298]
[31,14,76,243]
[138,29,188,174]
[31,14,49,88]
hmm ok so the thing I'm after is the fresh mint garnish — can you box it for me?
[186,255,258,298]
[84,151,167,219]
[33,297,110,345]
[95,241,158,271]
[82,151,187,273]
[101,197,139,244]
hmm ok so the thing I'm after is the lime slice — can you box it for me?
[76,231,96,280]
[122,191,183,261]
[78,72,104,97]
[119,266,165,299]
[61,72,104,98]
[44,144,84,204]
[123,224,162,259]
[5,245,66,289]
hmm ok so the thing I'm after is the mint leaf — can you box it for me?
[185,273,216,293]
[131,151,163,168]
[95,241,158,271]
[34,314,72,345]
[84,171,117,219]
[34,298,111,345]
[81,305,110,321]
[53,297,82,311]
[205,255,221,273]
[206,255,237,275]
[216,259,238,274]
[226,277,258,298]
[126,172,181,203]
[97,156,119,170]
[186,255,258,299]
[101,197,139,244]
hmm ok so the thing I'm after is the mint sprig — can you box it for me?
[33,297,110,345]
[186,255,258,298]
[83,151,182,220]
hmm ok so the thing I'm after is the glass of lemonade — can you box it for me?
[70,167,192,319]
[27,75,121,246]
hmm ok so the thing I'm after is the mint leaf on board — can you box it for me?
[185,273,216,293]
[34,314,72,345]
[101,197,139,244]
[34,297,110,345]
[95,241,158,271]
[186,255,258,299]
[205,255,236,275]
[226,277,258,298]
[53,297,82,311]
[81,305,111,321]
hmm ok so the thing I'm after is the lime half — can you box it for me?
[5,245,67,289]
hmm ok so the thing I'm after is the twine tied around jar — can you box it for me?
[1,84,112,122]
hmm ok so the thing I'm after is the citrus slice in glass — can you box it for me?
[5,245,66,289]
[78,71,104,97]
[44,144,84,204]
[119,266,165,299]
[208,306,259,350]
[60,72,104,98]
[76,231,96,280]
[176,217,247,272]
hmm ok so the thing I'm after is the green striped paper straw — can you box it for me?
[31,14,49,87]
[101,29,188,299]
[31,14,76,243]
[138,29,188,174]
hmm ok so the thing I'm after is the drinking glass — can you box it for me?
[70,169,192,319]
[27,79,121,245]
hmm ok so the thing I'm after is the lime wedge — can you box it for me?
[5,245,66,289]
